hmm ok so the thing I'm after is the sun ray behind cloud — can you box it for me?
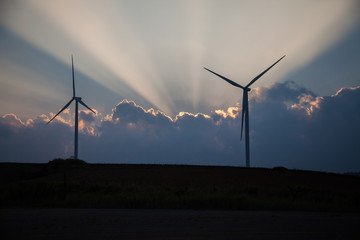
[1,0,359,117]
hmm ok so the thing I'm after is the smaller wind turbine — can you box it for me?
[204,55,285,167]
[47,55,95,159]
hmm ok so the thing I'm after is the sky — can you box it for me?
[1,0,360,172]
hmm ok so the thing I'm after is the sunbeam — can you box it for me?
[1,0,359,118]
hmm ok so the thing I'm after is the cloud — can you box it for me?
[94,100,231,165]
[0,113,73,161]
[78,109,97,136]
[250,83,360,172]
[1,83,360,172]
[253,81,316,103]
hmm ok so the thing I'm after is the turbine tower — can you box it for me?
[204,55,285,167]
[47,55,95,159]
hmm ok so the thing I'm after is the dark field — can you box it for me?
[1,162,360,211]
[1,162,360,239]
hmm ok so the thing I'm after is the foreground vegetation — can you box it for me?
[1,160,360,211]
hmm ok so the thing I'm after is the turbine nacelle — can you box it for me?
[75,97,82,101]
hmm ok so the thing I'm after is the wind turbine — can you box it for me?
[204,55,285,167]
[47,55,95,159]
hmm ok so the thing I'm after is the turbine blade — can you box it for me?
[245,55,286,88]
[78,99,96,114]
[240,92,246,141]
[72,55,75,97]
[204,67,245,89]
[47,98,74,124]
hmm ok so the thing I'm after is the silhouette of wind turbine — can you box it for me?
[47,55,95,159]
[204,55,285,167]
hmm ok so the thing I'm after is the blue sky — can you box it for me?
[1,0,360,172]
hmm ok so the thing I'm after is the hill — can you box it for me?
[1,162,359,211]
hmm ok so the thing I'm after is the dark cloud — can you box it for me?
[250,85,360,172]
[79,110,96,123]
[0,114,73,161]
[266,80,315,102]
[87,100,235,165]
[1,84,359,172]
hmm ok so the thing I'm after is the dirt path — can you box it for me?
[1,209,359,239]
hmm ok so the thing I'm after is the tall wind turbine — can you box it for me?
[204,55,285,167]
[47,55,95,159]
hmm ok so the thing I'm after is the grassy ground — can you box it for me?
[1,161,360,211]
